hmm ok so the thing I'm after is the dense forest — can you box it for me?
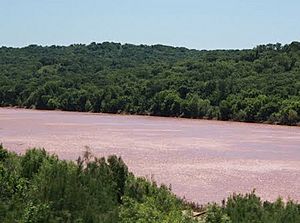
[0,41,300,125]
[0,145,299,222]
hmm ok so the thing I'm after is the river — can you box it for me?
[0,107,299,204]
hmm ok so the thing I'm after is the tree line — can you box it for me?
[0,41,300,125]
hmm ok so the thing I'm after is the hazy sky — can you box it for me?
[1,0,299,49]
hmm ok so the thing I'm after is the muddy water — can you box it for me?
[0,108,299,204]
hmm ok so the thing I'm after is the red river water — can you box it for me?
[0,108,299,204]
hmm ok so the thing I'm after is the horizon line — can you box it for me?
[1,40,299,51]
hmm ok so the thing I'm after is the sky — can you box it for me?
[1,0,300,49]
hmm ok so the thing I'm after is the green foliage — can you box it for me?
[21,148,48,179]
[0,146,195,222]
[0,144,8,161]
[119,196,196,223]
[205,204,231,223]
[121,175,196,223]
[197,192,300,223]
[21,202,51,223]
[1,41,300,125]
[0,146,299,222]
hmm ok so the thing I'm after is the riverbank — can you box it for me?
[2,106,300,127]
[1,107,300,203]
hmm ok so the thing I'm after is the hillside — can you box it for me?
[0,42,300,125]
